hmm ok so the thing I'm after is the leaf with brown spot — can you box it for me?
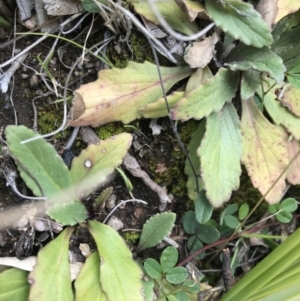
[69,61,192,127]
[70,133,132,199]
[241,98,288,204]
[286,139,300,185]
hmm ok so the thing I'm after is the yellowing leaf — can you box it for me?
[198,103,242,207]
[89,221,143,301]
[241,98,288,203]
[275,0,300,23]
[286,139,300,185]
[69,61,192,127]
[171,68,239,121]
[264,89,300,140]
[129,0,199,35]
[174,0,207,22]
[279,84,300,117]
[75,252,108,301]
[28,227,75,301]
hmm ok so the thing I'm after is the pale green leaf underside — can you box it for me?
[75,252,107,301]
[171,68,239,121]
[28,228,74,301]
[138,212,176,251]
[225,44,285,83]
[89,221,143,301]
[70,61,192,127]
[205,0,272,47]
[5,125,74,201]
[0,268,29,301]
[198,103,242,207]
[70,133,132,198]
[184,121,205,201]
[129,0,199,36]
[241,98,288,203]
[46,202,88,226]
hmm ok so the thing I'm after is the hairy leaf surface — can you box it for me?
[241,98,288,203]
[198,103,242,207]
[205,0,272,47]
[70,61,192,127]
[171,68,239,121]
[240,69,261,100]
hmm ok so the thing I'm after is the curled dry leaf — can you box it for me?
[184,33,218,68]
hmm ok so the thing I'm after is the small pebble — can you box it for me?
[30,74,39,87]
[21,74,29,79]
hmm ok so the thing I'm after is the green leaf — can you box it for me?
[0,268,29,301]
[89,221,143,301]
[70,61,192,127]
[171,68,239,121]
[28,227,75,301]
[276,211,293,223]
[287,74,300,89]
[205,0,272,47]
[187,236,205,260]
[184,121,205,201]
[139,91,184,119]
[182,279,201,294]
[280,198,297,212]
[82,0,107,12]
[46,202,88,226]
[129,0,199,36]
[175,291,188,301]
[224,204,238,215]
[224,215,239,229]
[137,212,176,251]
[272,20,300,70]
[166,267,188,284]
[268,203,279,214]
[198,103,242,207]
[74,252,107,301]
[5,125,75,202]
[0,16,11,29]
[70,133,132,198]
[225,44,285,83]
[240,69,261,100]
[241,98,289,203]
[160,246,178,273]
[197,225,220,244]
[182,211,197,234]
[144,259,162,279]
[238,203,249,220]
[195,190,213,224]
[94,187,113,207]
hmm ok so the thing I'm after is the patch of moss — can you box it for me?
[37,103,70,140]
[106,31,171,68]
[122,231,140,244]
[96,122,127,140]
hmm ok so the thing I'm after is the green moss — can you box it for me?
[96,122,126,140]
[106,31,171,68]
[37,103,70,140]
[122,231,140,244]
